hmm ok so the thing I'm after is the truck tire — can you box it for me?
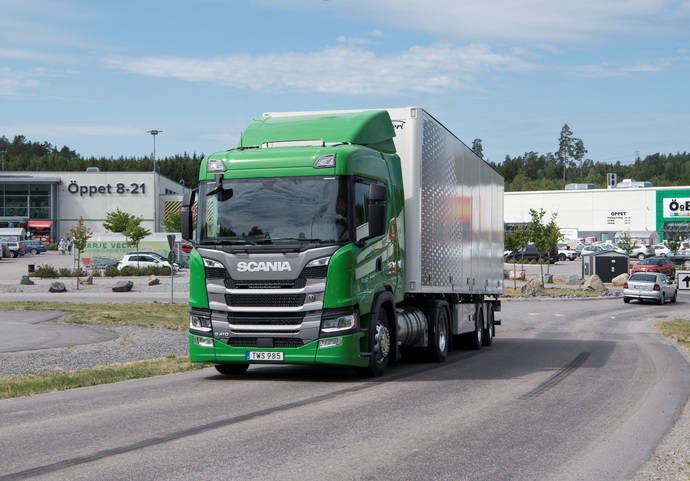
[427,306,449,363]
[359,308,391,377]
[215,363,249,376]
[482,305,494,347]
[465,308,483,350]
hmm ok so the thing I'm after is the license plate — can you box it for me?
[246,351,284,361]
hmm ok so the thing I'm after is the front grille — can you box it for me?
[303,265,328,278]
[225,293,305,307]
[205,266,227,279]
[228,317,302,326]
[227,337,304,348]
[225,278,306,289]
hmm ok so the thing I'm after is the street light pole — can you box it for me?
[146,130,163,172]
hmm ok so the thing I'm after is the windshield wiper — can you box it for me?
[270,237,332,243]
[200,239,257,246]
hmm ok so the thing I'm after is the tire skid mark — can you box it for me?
[521,351,591,399]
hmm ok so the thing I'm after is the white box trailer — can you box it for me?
[265,107,504,297]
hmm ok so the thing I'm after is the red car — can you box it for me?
[631,256,675,278]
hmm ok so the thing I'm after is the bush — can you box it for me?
[104,266,119,277]
[46,242,58,251]
[103,265,171,277]
[30,264,59,278]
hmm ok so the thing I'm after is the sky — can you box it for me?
[1,0,689,166]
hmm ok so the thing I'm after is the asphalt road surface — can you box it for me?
[0,296,688,481]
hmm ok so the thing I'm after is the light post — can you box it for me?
[146,129,163,172]
[0,150,7,171]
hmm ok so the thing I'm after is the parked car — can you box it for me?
[557,245,577,261]
[181,242,193,254]
[118,253,174,271]
[580,244,613,256]
[0,241,23,258]
[630,256,675,278]
[623,272,677,304]
[125,251,180,270]
[21,240,46,255]
[505,244,558,263]
[651,243,671,256]
[629,244,654,260]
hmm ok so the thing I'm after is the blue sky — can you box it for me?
[1,0,689,165]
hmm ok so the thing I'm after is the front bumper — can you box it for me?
[189,332,367,367]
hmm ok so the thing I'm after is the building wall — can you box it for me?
[505,186,690,241]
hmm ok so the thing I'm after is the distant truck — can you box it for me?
[182,108,504,376]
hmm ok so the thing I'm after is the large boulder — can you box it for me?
[583,275,604,291]
[611,273,629,287]
[79,275,93,285]
[520,278,544,296]
[508,270,526,280]
[566,275,583,285]
[147,275,161,286]
[49,281,66,293]
[20,275,35,286]
[543,273,553,284]
[112,280,134,293]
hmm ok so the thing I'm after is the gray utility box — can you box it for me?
[582,251,628,282]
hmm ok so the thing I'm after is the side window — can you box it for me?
[354,182,370,242]
[142,256,155,263]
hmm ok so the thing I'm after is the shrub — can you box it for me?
[31,264,59,278]
[104,266,119,277]
[46,242,58,251]
[101,266,171,277]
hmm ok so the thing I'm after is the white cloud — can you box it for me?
[104,43,537,95]
[0,66,78,96]
[0,123,144,138]
[262,0,690,44]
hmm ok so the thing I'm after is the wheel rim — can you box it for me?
[438,316,448,352]
[374,320,390,365]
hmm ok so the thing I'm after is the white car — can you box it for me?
[651,243,671,256]
[630,245,655,260]
[623,272,677,305]
[118,253,174,270]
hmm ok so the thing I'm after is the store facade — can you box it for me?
[0,171,188,241]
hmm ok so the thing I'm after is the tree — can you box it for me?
[543,213,562,274]
[472,138,484,159]
[528,208,551,285]
[616,231,635,257]
[68,217,92,290]
[514,225,530,271]
[123,217,151,263]
[103,208,137,233]
[557,124,573,186]
[666,234,681,255]
[162,209,181,233]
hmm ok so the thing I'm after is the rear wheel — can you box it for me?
[427,307,449,362]
[215,363,249,376]
[482,305,494,347]
[638,253,645,260]
[31,249,38,255]
[657,292,665,305]
[466,309,483,350]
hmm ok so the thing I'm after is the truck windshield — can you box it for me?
[199,176,350,245]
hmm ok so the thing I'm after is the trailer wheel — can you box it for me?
[427,307,449,363]
[215,363,249,376]
[465,308,483,350]
[359,308,391,377]
[482,305,494,347]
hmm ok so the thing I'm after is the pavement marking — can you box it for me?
[554,314,565,317]
[528,313,539,316]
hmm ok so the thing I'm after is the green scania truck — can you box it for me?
[182,107,504,376]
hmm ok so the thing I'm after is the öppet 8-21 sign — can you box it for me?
[663,197,690,218]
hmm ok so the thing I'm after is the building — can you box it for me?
[505,184,690,243]
[0,170,188,241]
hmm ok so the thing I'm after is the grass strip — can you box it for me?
[655,319,690,351]
[0,355,204,400]
[0,301,188,330]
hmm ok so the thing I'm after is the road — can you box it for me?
[0,297,688,481]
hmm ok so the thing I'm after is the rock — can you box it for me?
[583,275,604,291]
[112,280,134,292]
[79,275,93,285]
[49,281,66,293]
[20,275,34,285]
[147,276,160,286]
[566,275,583,285]
[611,273,629,287]
[508,270,526,280]
[543,273,553,284]
[520,278,544,296]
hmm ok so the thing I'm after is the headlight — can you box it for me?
[203,258,224,268]
[189,312,212,332]
[306,256,330,268]
[321,312,358,333]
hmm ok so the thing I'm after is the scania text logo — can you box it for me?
[236,261,292,272]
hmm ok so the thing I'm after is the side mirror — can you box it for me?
[367,184,387,239]
[181,189,197,241]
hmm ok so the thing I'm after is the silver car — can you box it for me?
[623,272,678,304]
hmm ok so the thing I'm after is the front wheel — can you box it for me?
[638,253,645,260]
[215,363,249,376]
[359,308,391,377]
[31,249,38,255]
[558,253,566,262]
[623,297,630,304]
